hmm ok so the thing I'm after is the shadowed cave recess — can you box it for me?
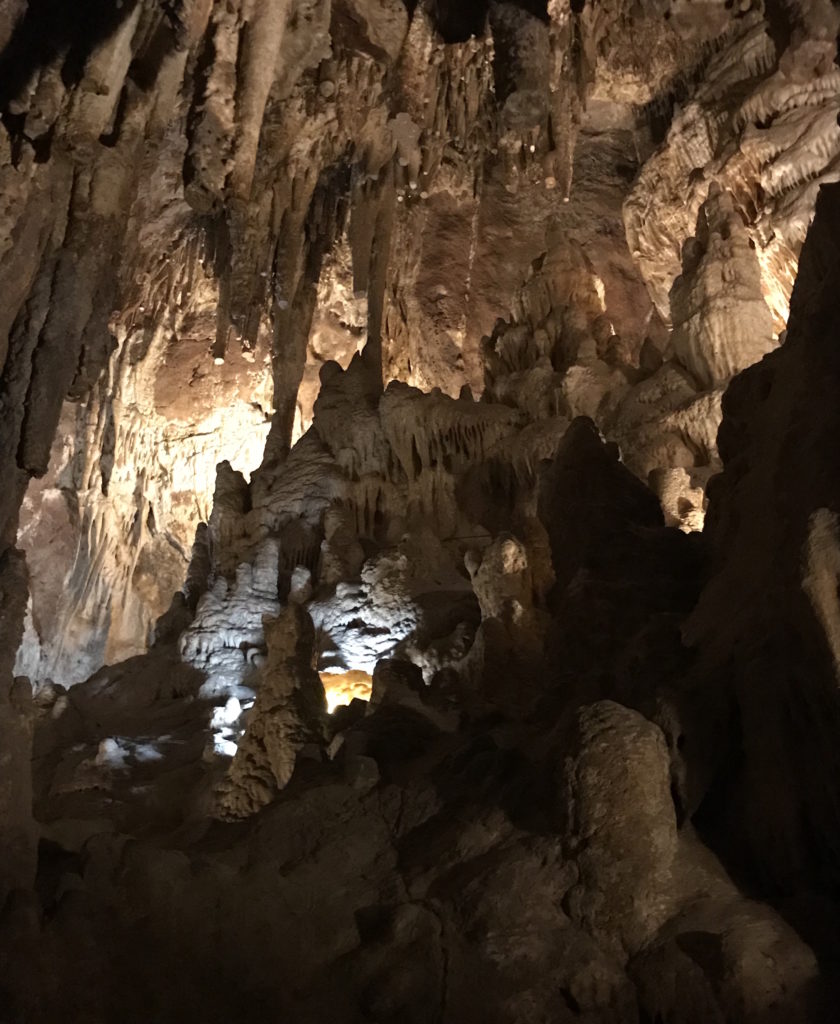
[1,0,840,1021]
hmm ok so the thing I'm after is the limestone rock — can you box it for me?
[670,186,776,389]
[684,181,840,894]
[179,537,282,700]
[2,4,840,1023]
[633,897,824,1024]
[0,548,35,901]
[216,604,327,819]
[559,700,679,956]
[624,11,840,328]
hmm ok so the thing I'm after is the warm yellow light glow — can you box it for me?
[319,670,373,713]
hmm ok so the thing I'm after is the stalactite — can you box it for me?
[1,8,840,1018]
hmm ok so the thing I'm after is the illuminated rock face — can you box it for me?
[15,317,836,1019]
[623,1,840,330]
[14,333,272,688]
[320,669,373,713]
[215,603,327,819]
[3,2,840,1022]
[2,0,836,684]
[670,186,777,390]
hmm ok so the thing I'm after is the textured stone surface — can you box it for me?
[3,0,834,683]
[670,186,776,389]
[2,4,840,1022]
[216,603,327,819]
[684,182,840,897]
[559,700,680,956]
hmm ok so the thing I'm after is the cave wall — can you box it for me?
[11,183,840,1019]
[2,4,840,1017]
[684,181,840,897]
[1,0,839,906]
[3,0,837,691]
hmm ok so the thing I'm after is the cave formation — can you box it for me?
[1,0,840,1020]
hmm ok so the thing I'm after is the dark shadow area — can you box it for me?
[516,0,550,20]
[127,12,179,93]
[0,0,140,111]
[762,0,796,55]
[429,0,549,43]
[430,0,490,43]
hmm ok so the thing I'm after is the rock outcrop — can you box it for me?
[684,181,840,900]
[670,186,776,389]
[624,0,840,328]
[216,603,327,819]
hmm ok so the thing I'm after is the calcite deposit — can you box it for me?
[4,0,836,683]
[2,1,840,1021]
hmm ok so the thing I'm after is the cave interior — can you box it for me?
[1,1,840,1021]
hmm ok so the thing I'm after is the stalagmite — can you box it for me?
[2,3,840,1021]
[670,185,777,388]
[215,603,326,818]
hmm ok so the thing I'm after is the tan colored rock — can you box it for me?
[559,700,679,956]
[4,7,840,1024]
[624,14,840,329]
[215,604,326,819]
[670,187,776,389]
